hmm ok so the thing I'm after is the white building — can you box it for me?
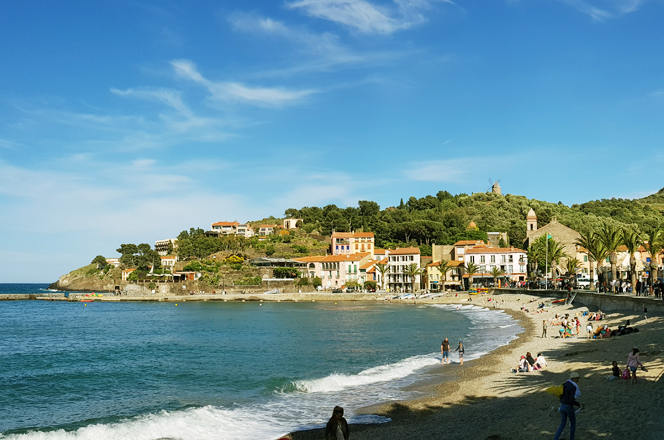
[464,245,527,283]
[155,239,177,256]
[385,247,422,292]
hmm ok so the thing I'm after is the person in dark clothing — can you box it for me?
[525,352,536,368]
[325,406,349,440]
[455,341,465,365]
[554,372,581,440]
[441,338,450,365]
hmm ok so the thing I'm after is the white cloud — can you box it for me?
[285,0,448,34]
[555,0,647,20]
[171,59,316,106]
[651,89,664,98]
[111,87,194,118]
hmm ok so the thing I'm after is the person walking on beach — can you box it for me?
[455,341,465,365]
[325,406,349,440]
[542,320,548,338]
[627,348,644,385]
[553,372,581,440]
[441,338,450,365]
[643,305,648,321]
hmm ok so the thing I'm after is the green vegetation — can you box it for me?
[273,267,300,279]
[116,243,161,270]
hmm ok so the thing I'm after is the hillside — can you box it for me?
[284,187,664,251]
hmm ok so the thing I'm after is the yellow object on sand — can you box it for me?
[545,385,563,398]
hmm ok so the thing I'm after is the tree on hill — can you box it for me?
[91,255,107,269]
[117,243,161,270]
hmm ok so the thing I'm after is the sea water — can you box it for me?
[0,284,521,440]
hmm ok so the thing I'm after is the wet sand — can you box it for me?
[281,293,664,439]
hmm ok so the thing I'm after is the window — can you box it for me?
[501,255,506,263]
[355,244,358,250]
[490,255,496,263]
[409,256,414,261]
[584,256,588,262]
[480,255,485,263]
[469,256,475,263]
[508,265,513,273]
[508,255,513,263]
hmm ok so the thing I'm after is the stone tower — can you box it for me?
[492,181,501,195]
[526,208,538,233]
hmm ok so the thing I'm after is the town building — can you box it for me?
[464,245,528,283]
[155,239,177,256]
[330,232,375,256]
[385,247,421,292]
[282,218,302,229]
[425,260,464,291]
[293,253,373,289]
[105,258,121,268]
[160,255,178,270]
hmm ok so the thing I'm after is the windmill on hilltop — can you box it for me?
[487,178,502,195]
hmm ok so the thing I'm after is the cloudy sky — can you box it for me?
[1,0,663,282]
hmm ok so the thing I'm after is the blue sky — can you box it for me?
[1,0,663,282]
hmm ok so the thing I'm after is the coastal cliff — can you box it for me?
[49,264,121,292]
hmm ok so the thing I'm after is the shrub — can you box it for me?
[265,245,276,256]
[224,255,244,264]
[312,277,322,289]
[364,280,377,291]
[273,267,300,279]
[230,263,243,270]
[235,276,262,286]
[183,261,203,272]
[296,277,310,286]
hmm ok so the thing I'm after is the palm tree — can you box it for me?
[464,262,479,290]
[642,228,663,294]
[564,257,582,288]
[490,266,504,287]
[437,259,450,292]
[578,231,608,290]
[531,235,567,279]
[599,225,623,287]
[375,262,390,291]
[622,228,643,293]
[403,263,422,293]
[526,245,543,279]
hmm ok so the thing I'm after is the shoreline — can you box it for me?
[282,293,664,439]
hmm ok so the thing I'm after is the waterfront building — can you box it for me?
[425,260,464,291]
[464,245,528,283]
[385,247,421,292]
[330,232,375,257]
[293,253,373,289]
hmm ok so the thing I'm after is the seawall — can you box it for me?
[496,288,663,313]
[0,293,66,301]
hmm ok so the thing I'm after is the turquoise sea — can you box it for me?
[0,284,521,440]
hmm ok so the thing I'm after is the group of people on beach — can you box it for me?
[514,352,547,372]
[440,337,464,365]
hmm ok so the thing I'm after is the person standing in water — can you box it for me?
[441,338,450,365]
[325,406,349,440]
[455,341,465,365]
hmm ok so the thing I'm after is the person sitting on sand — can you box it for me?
[535,353,547,369]
[526,352,537,370]
[516,356,530,372]
[325,406,349,440]
[606,361,621,380]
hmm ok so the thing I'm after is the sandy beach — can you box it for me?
[283,292,664,440]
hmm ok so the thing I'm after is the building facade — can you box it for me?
[331,232,375,256]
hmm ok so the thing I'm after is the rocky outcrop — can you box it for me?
[49,264,121,292]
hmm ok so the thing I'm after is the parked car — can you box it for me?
[576,276,591,288]
[331,288,343,293]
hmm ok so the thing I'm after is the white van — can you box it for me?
[576,276,591,288]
